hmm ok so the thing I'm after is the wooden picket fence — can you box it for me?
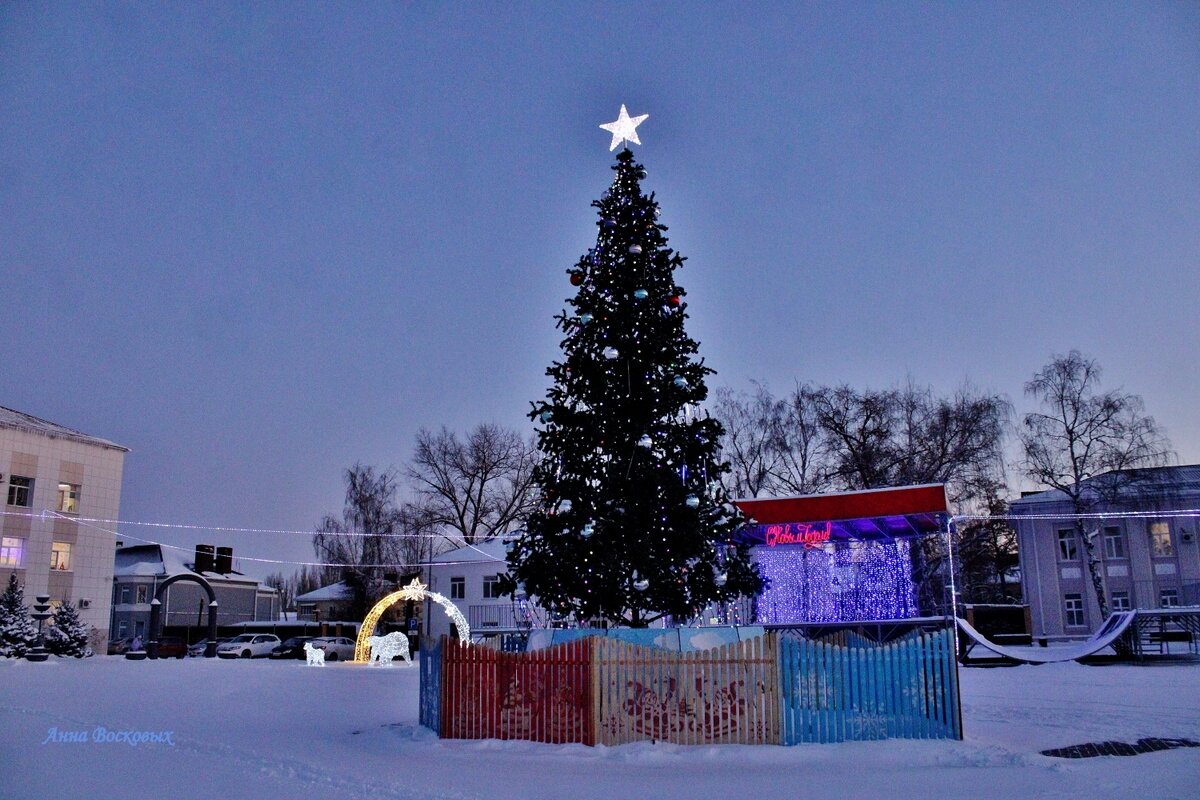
[423,628,961,746]
[778,628,961,743]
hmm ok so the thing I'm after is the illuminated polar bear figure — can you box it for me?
[303,640,325,666]
[367,632,411,666]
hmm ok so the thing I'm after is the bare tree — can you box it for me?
[1021,350,1173,618]
[809,382,1008,501]
[312,464,423,617]
[407,424,539,545]
[712,384,785,498]
[773,382,832,495]
[262,571,295,614]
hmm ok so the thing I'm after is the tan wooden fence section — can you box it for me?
[593,634,779,745]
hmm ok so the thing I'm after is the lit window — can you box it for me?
[57,483,81,514]
[6,476,33,508]
[50,542,72,571]
[1111,591,1130,612]
[1064,593,1085,627]
[482,575,502,599]
[1102,527,1124,559]
[450,576,465,600]
[1150,522,1173,557]
[136,585,148,604]
[1057,529,1077,561]
[1160,589,1179,608]
[0,537,24,567]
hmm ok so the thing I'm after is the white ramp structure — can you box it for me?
[957,611,1137,664]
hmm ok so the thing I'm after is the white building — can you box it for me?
[1,406,128,642]
[424,539,541,641]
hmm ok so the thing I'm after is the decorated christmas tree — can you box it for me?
[47,600,90,658]
[0,574,37,658]
[505,107,761,627]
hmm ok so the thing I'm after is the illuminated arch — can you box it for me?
[354,578,470,662]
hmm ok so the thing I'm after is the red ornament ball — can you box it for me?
[669,295,682,306]
[570,272,585,286]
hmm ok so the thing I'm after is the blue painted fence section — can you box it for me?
[778,628,961,744]
[418,638,442,734]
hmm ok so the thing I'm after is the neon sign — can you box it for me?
[764,521,832,548]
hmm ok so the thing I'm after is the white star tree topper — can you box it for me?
[599,104,649,151]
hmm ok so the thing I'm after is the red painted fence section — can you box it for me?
[440,638,593,744]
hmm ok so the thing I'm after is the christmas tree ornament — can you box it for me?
[600,105,649,151]
[632,571,650,592]
[637,434,653,448]
[579,313,593,324]
[629,244,643,254]
[633,289,648,300]
[668,295,682,306]
[714,571,728,588]
[570,271,584,286]
[540,410,554,423]
[685,495,700,508]
[558,499,573,513]
[673,376,688,388]
[581,522,595,538]
[603,347,619,359]
[603,218,617,229]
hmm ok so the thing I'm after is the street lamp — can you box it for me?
[27,594,52,662]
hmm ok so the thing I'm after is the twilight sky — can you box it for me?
[2,4,1197,579]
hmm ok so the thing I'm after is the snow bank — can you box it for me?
[1,656,1197,800]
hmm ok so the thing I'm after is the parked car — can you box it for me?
[269,636,315,660]
[309,636,356,662]
[188,637,232,657]
[216,634,281,659]
[154,636,187,659]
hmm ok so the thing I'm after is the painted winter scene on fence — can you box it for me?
[3,653,1198,800]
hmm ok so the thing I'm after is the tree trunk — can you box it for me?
[1076,517,1109,620]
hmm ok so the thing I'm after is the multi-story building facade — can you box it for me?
[1012,465,1200,638]
[111,544,280,643]
[1,406,128,641]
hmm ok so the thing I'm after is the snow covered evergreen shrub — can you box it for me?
[0,575,37,657]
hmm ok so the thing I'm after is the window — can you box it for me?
[136,585,148,604]
[1064,593,1085,627]
[450,576,465,600]
[1160,589,1179,608]
[1150,522,1173,557]
[56,483,80,514]
[50,542,71,571]
[1102,527,1125,559]
[0,537,24,567]
[117,621,128,638]
[1111,591,1130,612]
[120,587,131,604]
[482,575,502,599]
[135,621,145,637]
[1057,529,1077,561]
[6,475,33,507]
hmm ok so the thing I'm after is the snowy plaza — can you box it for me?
[3,656,1198,800]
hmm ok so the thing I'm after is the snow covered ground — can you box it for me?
[2,655,1197,800]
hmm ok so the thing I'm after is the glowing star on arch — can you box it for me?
[599,104,649,151]
[353,578,470,663]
